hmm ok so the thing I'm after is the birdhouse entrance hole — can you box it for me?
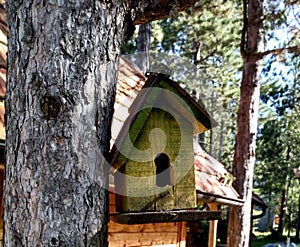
[154,153,174,187]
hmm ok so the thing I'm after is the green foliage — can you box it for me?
[149,0,244,164]
[255,47,300,234]
[263,0,300,48]
[121,1,300,225]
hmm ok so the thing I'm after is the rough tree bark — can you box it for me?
[226,0,263,246]
[4,0,199,246]
[4,1,126,246]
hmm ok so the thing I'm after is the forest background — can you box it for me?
[122,0,300,241]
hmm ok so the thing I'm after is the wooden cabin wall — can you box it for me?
[108,222,182,247]
[109,190,187,247]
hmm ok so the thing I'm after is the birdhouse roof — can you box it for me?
[110,70,217,171]
[133,72,217,132]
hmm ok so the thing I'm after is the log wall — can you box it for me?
[109,189,186,246]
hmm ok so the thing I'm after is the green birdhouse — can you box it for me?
[110,73,215,214]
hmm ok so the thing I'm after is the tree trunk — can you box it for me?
[3,1,201,246]
[277,190,287,238]
[226,0,263,246]
[4,1,126,245]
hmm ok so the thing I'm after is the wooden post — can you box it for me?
[176,222,187,247]
[208,203,219,247]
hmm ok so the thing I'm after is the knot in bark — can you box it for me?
[41,95,62,120]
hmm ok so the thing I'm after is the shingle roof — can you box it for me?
[110,58,146,148]
[193,140,242,205]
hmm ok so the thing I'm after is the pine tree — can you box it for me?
[4,0,199,245]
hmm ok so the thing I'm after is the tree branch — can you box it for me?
[258,45,299,59]
[132,0,199,25]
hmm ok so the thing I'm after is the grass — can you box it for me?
[252,232,278,247]
[252,231,300,247]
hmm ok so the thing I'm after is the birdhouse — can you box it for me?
[110,73,216,216]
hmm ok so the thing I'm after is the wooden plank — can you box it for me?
[109,204,116,214]
[151,245,177,247]
[109,192,116,213]
[176,222,187,247]
[109,240,177,247]
[108,221,178,233]
[108,232,178,246]
[109,192,116,205]
[110,210,221,224]
[108,232,177,241]
[208,203,218,247]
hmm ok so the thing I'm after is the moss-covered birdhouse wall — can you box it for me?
[115,107,196,212]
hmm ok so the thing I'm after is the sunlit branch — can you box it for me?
[258,45,299,59]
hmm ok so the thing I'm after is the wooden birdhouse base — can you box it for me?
[110,209,221,224]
